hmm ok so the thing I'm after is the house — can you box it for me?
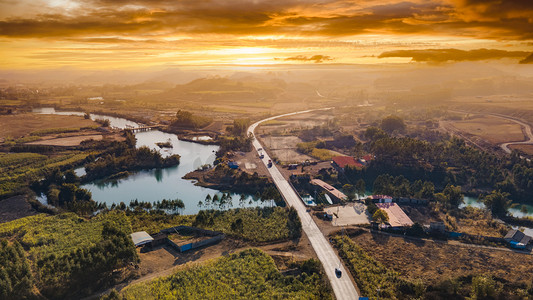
[375,203,414,229]
[331,156,363,171]
[504,229,531,249]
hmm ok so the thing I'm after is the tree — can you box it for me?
[343,184,356,201]
[372,209,389,224]
[380,115,406,134]
[483,190,512,217]
[443,184,463,207]
[470,275,498,299]
[231,218,244,233]
[64,169,79,184]
[419,182,435,199]
[355,179,366,199]
[364,126,388,141]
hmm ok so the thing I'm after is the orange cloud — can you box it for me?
[281,55,333,63]
[0,0,531,40]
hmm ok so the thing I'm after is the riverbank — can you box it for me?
[183,166,277,196]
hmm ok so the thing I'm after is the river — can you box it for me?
[33,108,274,214]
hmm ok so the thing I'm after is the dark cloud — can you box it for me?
[519,53,533,64]
[378,48,531,63]
[282,55,333,63]
[0,0,532,41]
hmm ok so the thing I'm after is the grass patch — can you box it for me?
[310,148,335,161]
[0,151,94,197]
[121,249,331,300]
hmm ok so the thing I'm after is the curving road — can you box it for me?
[248,108,360,300]
[449,110,533,155]
[494,115,533,154]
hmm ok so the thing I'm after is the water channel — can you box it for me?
[33,108,274,214]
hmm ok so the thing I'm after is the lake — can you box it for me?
[34,108,274,214]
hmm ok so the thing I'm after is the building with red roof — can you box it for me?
[331,156,363,169]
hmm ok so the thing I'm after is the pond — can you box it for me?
[34,108,274,214]
[460,196,533,218]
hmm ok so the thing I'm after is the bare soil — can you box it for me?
[133,235,317,287]
[451,115,525,144]
[350,231,533,285]
[509,144,533,155]
[0,113,98,139]
[0,195,38,223]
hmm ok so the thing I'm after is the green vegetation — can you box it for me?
[30,126,99,136]
[356,129,533,208]
[380,115,406,134]
[171,110,212,129]
[194,207,301,242]
[0,241,33,300]
[333,235,413,299]
[0,211,138,299]
[129,207,301,243]
[372,209,389,223]
[121,249,331,300]
[0,151,91,197]
[227,118,251,136]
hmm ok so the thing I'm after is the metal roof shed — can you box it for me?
[131,231,154,247]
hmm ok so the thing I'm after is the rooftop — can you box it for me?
[130,231,154,247]
[332,156,364,168]
[310,178,347,200]
[376,203,414,228]
[504,229,532,245]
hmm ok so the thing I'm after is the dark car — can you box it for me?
[335,268,342,278]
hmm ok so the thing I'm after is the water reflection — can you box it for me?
[34,108,275,214]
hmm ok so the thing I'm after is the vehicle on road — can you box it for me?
[335,268,342,278]
[267,159,273,168]
[259,152,264,159]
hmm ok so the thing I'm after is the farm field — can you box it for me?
[451,95,533,124]
[121,248,331,300]
[0,113,98,140]
[27,133,103,146]
[451,115,525,144]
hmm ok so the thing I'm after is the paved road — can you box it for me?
[248,109,360,300]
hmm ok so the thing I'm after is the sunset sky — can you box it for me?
[1,0,532,69]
